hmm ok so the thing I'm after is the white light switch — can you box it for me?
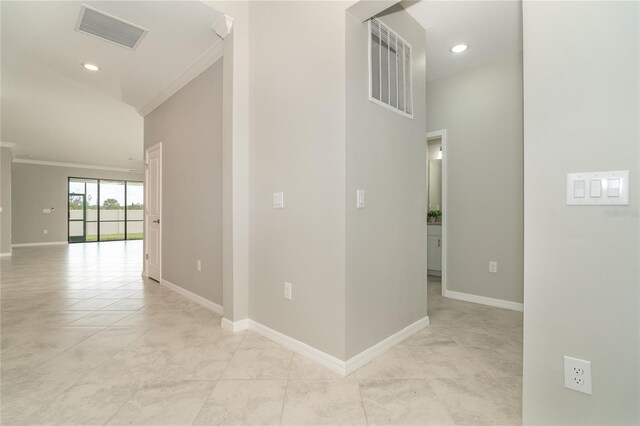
[573,180,585,198]
[356,190,365,209]
[273,192,284,209]
[607,179,620,197]
[567,171,629,205]
[589,180,602,197]
[43,208,52,214]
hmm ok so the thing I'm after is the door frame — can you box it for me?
[427,130,448,297]
[68,192,86,243]
[144,143,162,281]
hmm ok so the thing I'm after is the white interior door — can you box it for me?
[145,143,162,282]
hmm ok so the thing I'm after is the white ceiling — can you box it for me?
[1,1,223,169]
[403,0,523,81]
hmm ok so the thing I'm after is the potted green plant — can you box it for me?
[427,210,442,223]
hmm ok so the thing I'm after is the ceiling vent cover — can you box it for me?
[76,5,148,50]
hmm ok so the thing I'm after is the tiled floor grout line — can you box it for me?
[278,352,295,425]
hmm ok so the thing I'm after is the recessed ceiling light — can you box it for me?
[82,63,100,71]
[450,44,468,54]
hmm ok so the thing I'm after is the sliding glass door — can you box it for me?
[68,177,144,243]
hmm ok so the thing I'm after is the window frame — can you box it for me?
[67,177,144,243]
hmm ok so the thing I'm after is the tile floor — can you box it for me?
[1,241,523,425]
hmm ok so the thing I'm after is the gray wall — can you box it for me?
[345,6,428,358]
[248,1,347,359]
[11,162,142,245]
[1,147,12,253]
[427,53,524,304]
[144,60,224,306]
[522,1,639,424]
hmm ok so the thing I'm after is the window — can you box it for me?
[68,177,144,243]
[369,18,413,118]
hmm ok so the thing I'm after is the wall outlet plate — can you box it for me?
[564,355,592,395]
[284,282,292,300]
[273,192,284,209]
[356,189,365,209]
[489,261,497,273]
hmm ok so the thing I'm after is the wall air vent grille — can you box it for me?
[76,5,148,50]
[369,18,413,118]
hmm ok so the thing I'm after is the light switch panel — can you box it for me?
[356,190,365,209]
[566,171,629,205]
[273,192,284,209]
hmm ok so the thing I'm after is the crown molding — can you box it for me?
[0,142,16,160]
[138,39,224,117]
[12,158,143,174]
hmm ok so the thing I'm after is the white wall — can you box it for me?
[522,1,639,424]
[345,4,428,359]
[248,1,348,359]
[144,60,224,306]
[427,53,524,304]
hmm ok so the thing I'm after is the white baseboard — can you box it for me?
[445,290,524,312]
[344,316,430,375]
[221,318,249,333]
[160,279,223,315]
[249,320,346,376]
[12,241,68,247]
[0,252,12,257]
[220,316,430,377]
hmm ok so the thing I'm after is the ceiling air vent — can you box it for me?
[75,5,148,50]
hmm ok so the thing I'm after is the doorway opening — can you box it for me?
[67,177,144,243]
[426,130,447,296]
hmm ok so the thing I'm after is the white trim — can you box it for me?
[160,278,223,315]
[427,130,447,297]
[222,316,430,377]
[249,320,346,376]
[445,290,524,312]
[139,40,223,116]
[12,158,142,173]
[344,316,429,375]
[221,318,249,333]
[0,142,16,160]
[0,252,12,257]
[12,241,68,247]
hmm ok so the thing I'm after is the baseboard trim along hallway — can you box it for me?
[160,276,430,376]
[160,278,223,315]
[219,316,430,376]
[445,289,524,312]
[11,241,68,247]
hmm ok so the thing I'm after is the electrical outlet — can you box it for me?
[564,356,592,395]
[489,261,497,273]
[273,192,284,209]
[196,260,202,272]
[284,282,292,300]
[43,229,48,235]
